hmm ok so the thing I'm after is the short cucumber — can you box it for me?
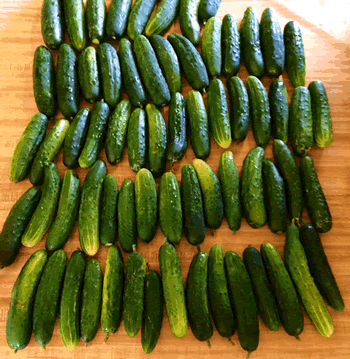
[179,0,201,46]
[41,0,64,49]
[198,0,220,22]
[106,0,133,39]
[86,0,106,44]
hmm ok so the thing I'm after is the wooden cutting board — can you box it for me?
[0,0,349,358]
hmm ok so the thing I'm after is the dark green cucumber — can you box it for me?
[9,113,48,182]
[246,75,271,147]
[141,268,163,354]
[289,86,313,156]
[101,245,124,340]
[227,76,249,142]
[243,246,281,331]
[262,158,287,234]
[159,242,188,338]
[56,43,80,119]
[300,156,332,233]
[218,151,241,232]
[78,101,110,169]
[80,259,102,343]
[299,224,344,311]
[63,108,91,168]
[260,8,284,78]
[241,7,264,78]
[168,33,209,92]
[123,250,146,337]
[308,81,333,148]
[222,14,240,77]
[193,158,224,229]
[269,79,288,143]
[0,187,41,269]
[135,169,158,243]
[106,0,133,39]
[86,0,106,44]
[46,169,81,251]
[198,0,220,22]
[105,99,132,164]
[241,146,267,228]
[33,249,67,348]
[33,46,57,118]
[41,0,64,49]
[179,0,201,46]
[78,46,100,103]
[100,174,118,246]
[78,160,106,256]
[118,179,137,253]
[186,90,210,159]
[59,250,86,351]
[225,251,259,356]
[22,163,61,248]
[119,38,147,107]
[97,42,122,110]
[6,250,47,353]
[208,78,231,148]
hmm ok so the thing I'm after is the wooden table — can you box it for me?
[0,0,349,358]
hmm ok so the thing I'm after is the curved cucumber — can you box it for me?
[198,0,221,22]
[106,0,133,39]
[86,0,106,44]
[179,0,201,46]
[41,0,64,49]
[222,14,240,77]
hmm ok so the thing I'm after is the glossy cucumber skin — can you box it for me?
[198,0,220,22]
[41,0,64,49]
[106,0,133,39]
[179,0,201,46]
[86,0,106,44]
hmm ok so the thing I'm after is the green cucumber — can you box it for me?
[106,0,133,39]
[222,14,240,77]
[198,0,220,22]
[41,0,64,49]
[179,0,200,46]
[86,0,106,44]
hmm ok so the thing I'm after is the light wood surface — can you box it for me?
[0,0,350,358]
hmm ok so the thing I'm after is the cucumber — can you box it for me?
[300,156,332,233]
[86,0,106,44]
[59,250,86,351]
[6,250,47,353]
[101,245,124,340]
[198,0,220,22]
[227,76,249,142]
[127,108,147,172]
[186,90,210,159]
[78,46,100,103]
[123,250,146,337]
[241,7,264,78]
[41,0,64,49]
[218,151,241,232]
[269,79,288,143]
[272,139,303,222]
[105,99,132,164]
[141,268,163,354]
[159,172,183,245]
[289,86,313,156]
[33,46,57,118]
[246,75,271,147]
[193,158,224,229]
[118,38,147,108]
[78,160,106,256]
[260,8,284,78]
[22,162,61,248]
[208,244,235,340]
[106,0,133,39]
[284,223,333,337]
[260,243,304,338]
[208,78,231,148]
[30,118,70,185]
[56,43,80,119]
[97,42,122,110]
[262,158,288,234]
[33,249,67,348]
[63,108,90,168]
[80,259,102,343]
[78,101,110,169]
[135,169,158,243]
[168,33,209,92]
[0,187,41,269]
[63,0,87,51]
[241,146,267,229]
[100,174,118,246]
[9,113,48,182]
[284,21,305,87]
[243,246,281,331]
[179,0,201,46]
[159,242,188,338]
[222,14,240,77]
[118,179,137,253]
[308,81,333,148]
[46,169,81,251]
[299,223,344,311]
[225,251,259,356]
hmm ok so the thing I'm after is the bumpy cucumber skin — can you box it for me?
[86,0,106,44]
[106,0,133,39]
[41,0,64,50]
[198,0,221,22]
[6,250,48,352]
[222,14,240,77]
[179,0,201,46]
